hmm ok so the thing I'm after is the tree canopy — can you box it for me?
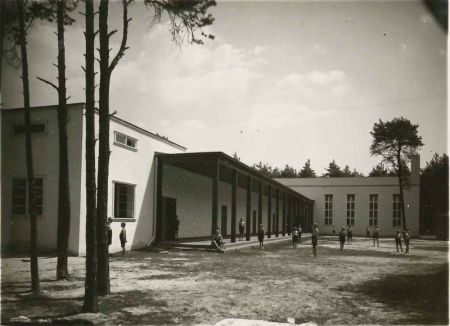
[370,117,423,168]
[370,117,423,230]
[298,159,316,177]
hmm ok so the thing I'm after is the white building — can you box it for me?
[275,156,420,237]
[1,103,314,256]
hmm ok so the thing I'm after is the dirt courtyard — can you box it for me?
[1,237,448,325]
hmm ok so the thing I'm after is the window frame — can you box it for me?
[324,194,333,225]
[112,181,136,221]
[346,194,355,226]
[113,131,138,152]
[13,122,47,135]
[392,194,402,227]
[369,194,378,226]
[11,177,44,216]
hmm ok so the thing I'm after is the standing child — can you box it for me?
[347,226,353,244]
[298,225,303,242]
[292,227,299,248]
[258,224,265,248]
[339,227,346,251]
[395,230,403,252]
[107,217,113,246]
[373,226,379,247]
[120,222,127,256]
[402,229,410,253]
[239,217,245,241]
[311,223,319,257]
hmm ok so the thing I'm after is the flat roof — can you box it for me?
[1,102,186,151]
[157,151,314,203]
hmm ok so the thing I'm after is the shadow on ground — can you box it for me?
[342,264,448,325]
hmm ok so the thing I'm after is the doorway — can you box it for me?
[162,197,177,241]
[221,205,228,236]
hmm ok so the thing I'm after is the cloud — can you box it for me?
[307,70,346,85]
[111,23,267,125]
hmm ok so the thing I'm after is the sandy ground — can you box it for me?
[1,237,448,325]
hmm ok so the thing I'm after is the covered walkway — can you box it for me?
[155,152,314,243]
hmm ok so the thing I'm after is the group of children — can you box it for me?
[211,222,305,252]
[395,229,410,253]
[212,221,412,256]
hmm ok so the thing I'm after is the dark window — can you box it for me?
[12,178,44,215]
[14,123,46,134]
[324,194,333,225]
[393,194,402,226]
[114,183,135,218]
[346,194,355,225]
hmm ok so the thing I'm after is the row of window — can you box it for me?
[14,123,138,151]
[12,178,135,219]
[324,194,402,227]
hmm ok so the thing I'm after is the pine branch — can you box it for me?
[36,77,58,92]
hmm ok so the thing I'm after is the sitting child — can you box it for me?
[211,228,225,252]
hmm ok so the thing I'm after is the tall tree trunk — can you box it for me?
[397,151,407,231]
[56,0,71,280]
[0,1,5,93]
[97,0,111,296]
[83,0,98,312]
[17,0,40,295]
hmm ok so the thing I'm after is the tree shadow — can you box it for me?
[341,264,448,325]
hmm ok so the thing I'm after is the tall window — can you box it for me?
[12,178,44,215]
[346,194,355,226]
[114,182,135,219]
[324,194,333,225]
[393,194,402,227]
[369,194,378,226]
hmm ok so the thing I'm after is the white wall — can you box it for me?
[78,112,185,255]
[276,175,420,236]
[1,104,84,255]
[162,164,212,238]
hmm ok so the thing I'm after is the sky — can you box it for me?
[2,0,447,175]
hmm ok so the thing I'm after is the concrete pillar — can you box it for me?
[231,169,237,243]
[258,181,262,227]
[155,157,163,243]
[246,175,251,241]
[211,163,219,236]
[282,192,286,236]
[267,185,272,238]
[276,189,280,237]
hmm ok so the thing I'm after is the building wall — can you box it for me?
[162,165,303,239]
[77,112,185,255]
[1,104,84,255]
[276,159,420,237]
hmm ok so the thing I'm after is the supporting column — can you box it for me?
[246,176,251,241]
[258,181,262,227]
[156,157,164,243]
[231,169,237,243]
[267,185,272,238]
[282,192,286,236]
[211,162,219,236]
[276,189,280,237]
[287,195,292,236]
